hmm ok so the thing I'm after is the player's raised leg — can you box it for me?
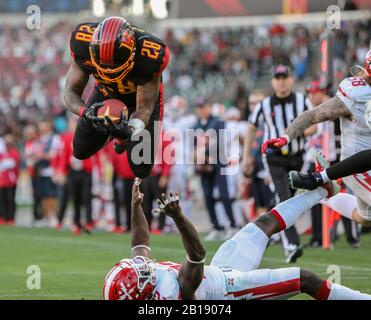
[289,149,371,190]
[290,150,371,227]
[210,181,339,272]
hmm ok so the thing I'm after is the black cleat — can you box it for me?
[288,171,324,191]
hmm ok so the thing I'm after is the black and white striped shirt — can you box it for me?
[249,92,313,156]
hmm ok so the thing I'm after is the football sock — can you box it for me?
[320,193,357,220]
[326,150,371,180]
[315,281,371,300]
[271,187,327,231]
[320,170,330,183]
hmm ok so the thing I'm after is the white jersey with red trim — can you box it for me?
[152,262,226,300]
[151,261,300,300]
[336,77,371,160]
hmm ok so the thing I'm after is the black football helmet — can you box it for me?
[89,16,136,82]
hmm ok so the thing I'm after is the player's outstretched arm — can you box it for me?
[129,76,161,134]
[64,60,90,116]
[285,96,351,141]
[131,178,150,258]
[261,96,351,154]
[157,192,206,300]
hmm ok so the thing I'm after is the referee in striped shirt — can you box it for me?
[243,64,316,263]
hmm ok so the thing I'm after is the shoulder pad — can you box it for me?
[337,77,371,103]
[70,23,98,68]
[128,30,169,84]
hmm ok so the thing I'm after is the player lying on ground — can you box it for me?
[262,50,371,227]
[64,16,169,178]
[103,178,371,300]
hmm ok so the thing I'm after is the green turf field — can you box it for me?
[0,226,370,300]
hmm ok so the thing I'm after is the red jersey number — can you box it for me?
[351,78,367,87]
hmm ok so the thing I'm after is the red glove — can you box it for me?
[261,135,290,154]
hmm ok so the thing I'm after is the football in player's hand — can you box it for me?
[97,99,128,125]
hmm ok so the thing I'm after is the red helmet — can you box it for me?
[89,16,136,82]
[351,49,371,79]
[103,256,157,300]
[365,49,371,78]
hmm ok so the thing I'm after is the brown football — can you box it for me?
[97,99,129,124]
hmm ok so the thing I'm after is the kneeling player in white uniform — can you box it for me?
[103,178,370,300]
[262,50,371,227]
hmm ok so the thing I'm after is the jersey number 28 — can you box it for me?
[141,40,161,60]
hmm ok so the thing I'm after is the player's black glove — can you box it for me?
[104,113,133,140]
[81,102,109,136]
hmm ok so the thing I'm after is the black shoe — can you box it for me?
[288,171,324,190]
[285,245,303,264]
[349,241,361,249]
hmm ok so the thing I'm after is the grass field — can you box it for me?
[1,226,371,300]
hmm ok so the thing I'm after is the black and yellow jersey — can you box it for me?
[69,22,169,99]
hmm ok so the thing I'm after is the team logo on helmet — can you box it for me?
[103,256,157,300]
[89,16,136,83]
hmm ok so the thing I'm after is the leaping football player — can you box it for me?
[64,16,169,178]
[262,50,371,227]
[103,178,371,300]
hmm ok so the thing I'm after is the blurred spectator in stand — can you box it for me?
[52,119,71,230]
[31,120,60,227]
[0,132,20,225]
[105,143,134,234]
[234,84,251,121]
[24,123,42,222]
[194,98,238,241]
[163,96,197,228]
[55,116,102,235]
[223,106,248,227]
[244,90,275,217]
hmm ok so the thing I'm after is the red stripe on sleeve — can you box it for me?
[314,280,331,300]
[338,87,348,98]
[270,209,287,231]
[230,278,300,299]
[154,46,170,76]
